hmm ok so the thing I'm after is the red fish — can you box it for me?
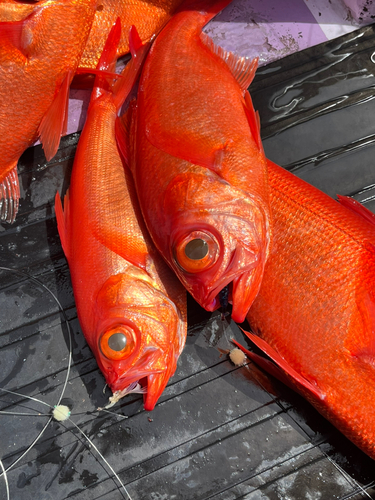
[55,22,187,411]
[0,0,97,222]
[233,160,375,459]
[129,0,272,323]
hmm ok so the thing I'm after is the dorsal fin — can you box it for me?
[200,32,258,91]
[337,195,375,227]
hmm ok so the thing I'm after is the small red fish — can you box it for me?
[0,0,97,222]
[130,0,271,323]
[55,22,187,411]
[234,160,375,459]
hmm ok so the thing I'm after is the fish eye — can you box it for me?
[107,332,127,351]
[174,231,219,273]
[99,325,136,360]
[184,238,209,260]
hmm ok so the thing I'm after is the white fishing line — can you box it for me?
[0,267,133,499]
[68,419,133,500]
[0,458,9,500]
[323,452,373,499]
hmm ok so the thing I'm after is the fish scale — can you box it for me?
[236,159,375,459]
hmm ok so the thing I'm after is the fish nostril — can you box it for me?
[184,238,208,260]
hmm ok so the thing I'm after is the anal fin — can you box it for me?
[0,164,20,224]
[39,70,73,162]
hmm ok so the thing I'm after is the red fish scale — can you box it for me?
[246,160,375,459]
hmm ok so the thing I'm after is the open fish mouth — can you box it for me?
[103,370,172,412]
[99,381,147,410]
[203,266,263,323]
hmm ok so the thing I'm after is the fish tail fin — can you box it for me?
[0,163,20,224]
[91,20,149,112]
[111,26,150,111]
[176,0,232,25]
[90,17,122,101]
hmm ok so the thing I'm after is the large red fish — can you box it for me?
[129,0,271,324]
[233,160,375,459]
[0,0,97,223]
[55,22,187,411]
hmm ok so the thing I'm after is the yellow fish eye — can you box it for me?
[99,325,136,360]
[174,231,219,273]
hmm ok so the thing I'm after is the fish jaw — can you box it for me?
[93,273,185,409]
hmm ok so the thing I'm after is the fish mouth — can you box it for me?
[105,347,175,411]
[107,370,172,412]
[203,265,264,323]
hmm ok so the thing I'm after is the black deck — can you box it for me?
[1,24,375,500]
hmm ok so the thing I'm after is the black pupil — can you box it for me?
[184,238,209,260]
[108,333,127,351]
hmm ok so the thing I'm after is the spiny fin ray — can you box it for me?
[200,32,258,91]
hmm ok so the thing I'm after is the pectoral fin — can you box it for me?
[232,330,326,401]
[39,70,72,161]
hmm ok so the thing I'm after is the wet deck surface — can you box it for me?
[1,23,375,500]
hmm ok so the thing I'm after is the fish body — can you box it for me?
[55,24,187,411]
[236,160,375,459]
[0,0,97,222]
[79,0,184,69]
[131,0,271,323]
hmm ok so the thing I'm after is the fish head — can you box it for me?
[94,272,184,410]
[163,169,271,323]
